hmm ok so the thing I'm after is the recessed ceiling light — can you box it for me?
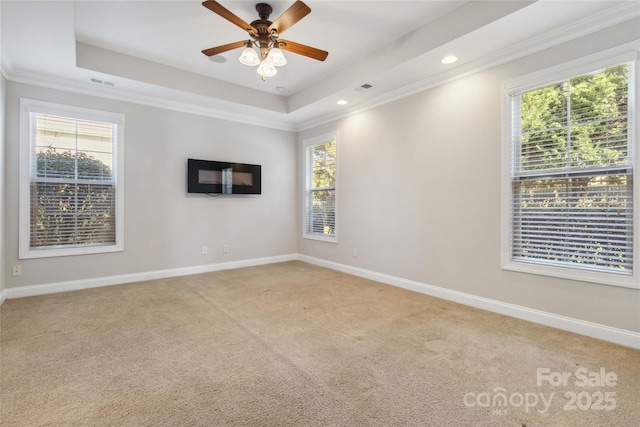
[441,55,458,65]
[337,100,348,106]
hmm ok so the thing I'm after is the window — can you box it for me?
[19,99,124,259]
[303,133,338,242]
[502,52,638,288]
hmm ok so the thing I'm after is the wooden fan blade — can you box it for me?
[202,1,257,33]
[278,40,328,61]
[268,1,311,34]
[202,40,247,57]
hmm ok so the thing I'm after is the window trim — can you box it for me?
[302,132,339,243]
[19,99,125,259]
[501,47,639,289]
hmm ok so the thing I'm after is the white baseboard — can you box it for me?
[1,254,297,301]
[2,253,638,350]
[298,255,640,350]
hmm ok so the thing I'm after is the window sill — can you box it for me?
[502,259,639,289]
[303,234,338,244]
[19,243,124,260]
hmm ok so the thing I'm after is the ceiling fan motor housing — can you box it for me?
[251,4,278,58]
[255,3,273,20]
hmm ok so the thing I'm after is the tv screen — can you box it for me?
[188,159,261,194]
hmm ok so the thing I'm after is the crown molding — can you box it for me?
[3,2,639,133]
[296,4,640,131]
[4,68,297,132]
[1,45,15,79]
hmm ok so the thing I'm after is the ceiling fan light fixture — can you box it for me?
[239,46,260,66]
[257,60,278,78]
[267,47,287,66]
[202,1,328,80]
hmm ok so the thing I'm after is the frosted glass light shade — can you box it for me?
[239,47,260,66]
[267,48,287,66]
[257,60,277,77]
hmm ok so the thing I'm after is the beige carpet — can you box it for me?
[1,261,639,426]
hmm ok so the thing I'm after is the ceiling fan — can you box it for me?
[201,0,328,80]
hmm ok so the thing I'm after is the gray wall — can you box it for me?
[298,23,640,333]
[4,83,297,288]
[2,19,638,336]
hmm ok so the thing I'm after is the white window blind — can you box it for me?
[20,99,124,258]
[303,135,337,241]
[510,63,633,276]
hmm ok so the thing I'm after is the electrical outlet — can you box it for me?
[202,246,208,255]
[352,248,358,257]
[223,244,229,253]
[12,266,22,277]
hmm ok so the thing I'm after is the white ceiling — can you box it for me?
[2,1,639,130]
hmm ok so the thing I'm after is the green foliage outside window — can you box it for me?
[514,64,631,273]
[520,65,628,171]
[32,147,115,248]
[308,140,336,236]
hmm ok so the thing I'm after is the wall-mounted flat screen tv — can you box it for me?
[188,159,261,194]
